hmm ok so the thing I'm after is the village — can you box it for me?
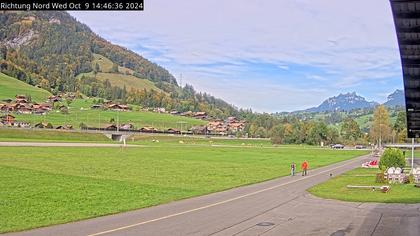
[0,94,246,136]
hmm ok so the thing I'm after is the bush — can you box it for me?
[375,173,386,183]
[79,122,87,130]
[408,174,415,184]
[379,148,405,171]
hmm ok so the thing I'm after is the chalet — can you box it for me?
[193,111,207,120]
[139,126,158,133]
[1,114,15,125]
[56,125,73,130]
[58,105,68,112]
[48,95,61,103]
[15,95,27,100]
[190,126,208,135]
[32,103,52,112]
[170,110,180,115]
[15,95,28,104]
[104,100,113,106]
[33,108,48,115]
[65,93,76,100]
[166,128,181,134]
[180,111,193,117]
[207,120,224,131]
[215,126,228,133]
[105,124,118,131]
[34,122,50,129]
[153,107,166,113]
[228,122,245,132]
[16,98,28,104]
[227,116,238,122]
[119,123,134,130]
[9,103,19,111]
[91,104,103,109]
[119,105,130,111]
[16,104,32,114]
[0,104,12,113]
[107,104,129,112]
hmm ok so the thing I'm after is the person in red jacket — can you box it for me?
[301,160,308,176]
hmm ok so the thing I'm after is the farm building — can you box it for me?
[190,126,208,135]
[140,126,158,133]
[1,114,15,125]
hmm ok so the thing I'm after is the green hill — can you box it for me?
[0,12,238,119]
[0,73,51,102]
[77,54,163,92]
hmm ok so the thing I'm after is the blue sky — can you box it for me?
[70,0,403,112]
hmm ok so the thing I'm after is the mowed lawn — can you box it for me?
[0,129,110,142]
[128,134,273,146]
[308,168,420,203]
[0,146,366,233]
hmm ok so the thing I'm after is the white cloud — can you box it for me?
[69,0,403,112]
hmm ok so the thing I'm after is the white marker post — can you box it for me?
[412,138,415,172]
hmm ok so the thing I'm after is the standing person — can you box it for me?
[290,162,295,176]
[301,160,308,176]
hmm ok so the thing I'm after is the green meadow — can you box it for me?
[127,134,273,146]
[0,129,109,142]
[0,73,51,102]
[308,168,420,203]
[12,98,206,130]
[0,146,366,233]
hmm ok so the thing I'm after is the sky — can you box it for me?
[69,0,404,112]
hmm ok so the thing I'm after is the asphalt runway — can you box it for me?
[5,153,420,236]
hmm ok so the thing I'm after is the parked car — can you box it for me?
[332,144,345,149]
[355,145,366,149]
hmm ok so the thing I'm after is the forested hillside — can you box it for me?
[0,11,237,118]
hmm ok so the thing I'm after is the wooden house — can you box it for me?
[1,114,15,125]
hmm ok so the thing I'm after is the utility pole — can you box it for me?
[117,110,120,132]
[99,111,101,132]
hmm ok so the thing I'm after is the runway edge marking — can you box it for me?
[88,154,369,236]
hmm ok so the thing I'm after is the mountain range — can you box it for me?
[301,89,405,113]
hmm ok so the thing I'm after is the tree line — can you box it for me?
[241,105,407,146]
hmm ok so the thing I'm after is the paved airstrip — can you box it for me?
[0,142,139,147]
[5,153,420,236]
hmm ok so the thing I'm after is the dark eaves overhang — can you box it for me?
[390,0,420,138]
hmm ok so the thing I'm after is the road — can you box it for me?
[0,142,139,147]
[5,153,420,236]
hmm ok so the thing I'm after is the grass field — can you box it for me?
[81,72,163,92]
[308,168,420,203]
[77,54,163,92]
[0,146,367,233]
[0,129,109,142]
[12,98,206,130]
[93,53,134,74]
[127,134,273,146]
[0,73,51,102]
